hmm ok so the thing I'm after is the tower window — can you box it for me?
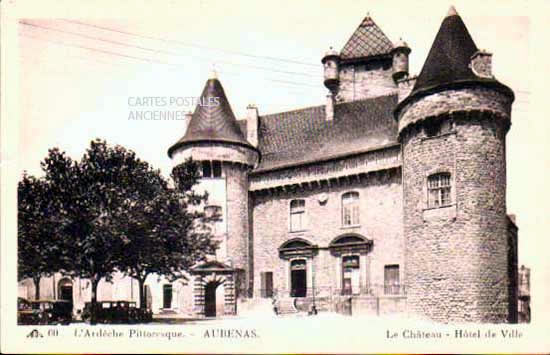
[425,121,442,137]
[384,265,400,295]
[427,173,451,208]
[212,161,222,177]
[290,199,306,232]
[201,161,212,178]
[342,192,360,226]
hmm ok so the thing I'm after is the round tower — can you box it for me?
[321,47,340,95]
[394,8,515,323]
[391,38,411,82]
[167,74,260,299]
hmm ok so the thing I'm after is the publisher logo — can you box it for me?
[26,329,44,338]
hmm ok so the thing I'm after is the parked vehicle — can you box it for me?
[17,299,73,325]
[81,301,152,324]
[18,297,31,311]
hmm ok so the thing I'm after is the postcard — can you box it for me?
[1,0,549,353]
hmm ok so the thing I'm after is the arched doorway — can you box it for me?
[279,238,316,298]
[290,259,307,297]
[204,282,218,317]
[191,261,235,318]
[58,278,73,306]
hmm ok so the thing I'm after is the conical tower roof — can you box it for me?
[168,77,255,158]
[411,7,479,94]
[396,6,514,113]
[340,15,394,61]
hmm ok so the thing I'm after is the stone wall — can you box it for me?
[397,76,417,103]
[399,86,514,323]
[171,142,259,168]
[225,164,252,295]
[507,217,519,323]
[338,60,397,102]
[250,144,401,191]
[396,87,512,135]
[250,166,404,298]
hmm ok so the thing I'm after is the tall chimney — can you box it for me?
[246,104,259,147]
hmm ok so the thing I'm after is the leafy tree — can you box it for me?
[18,173,66,300]
[113,159,218,310]
[41,142,145,323]
[39,140,217,322]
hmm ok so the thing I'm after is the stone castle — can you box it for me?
[19,7,523,323]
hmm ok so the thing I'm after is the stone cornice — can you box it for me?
[249,144,401,192]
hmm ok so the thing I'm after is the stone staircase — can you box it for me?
[158,308,178,315]
[237,297,274,317]
[274,297,299,316]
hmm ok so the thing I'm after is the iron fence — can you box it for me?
[263,284,406,299]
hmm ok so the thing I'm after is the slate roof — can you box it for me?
[168,78,255,157]
[340,16,394,61]
[253,95,398,171]
[403,7,513,107]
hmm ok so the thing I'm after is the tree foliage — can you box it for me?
[18,139,217,319]
[110,150,218,309]
[18,173,66,299]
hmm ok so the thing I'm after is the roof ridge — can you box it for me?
[259,103,325,119]
[258,93,398,121]
[339,93,397,104]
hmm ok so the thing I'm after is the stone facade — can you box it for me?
[337,59,397,102]
[251,166,404,297]
[18,8,521,324]
[396,87,514,323]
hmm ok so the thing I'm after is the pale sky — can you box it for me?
[6,1,548,288]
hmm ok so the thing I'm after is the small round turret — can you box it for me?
[168,76,260,308]
[391,38,411,82]
[321,47,340,94]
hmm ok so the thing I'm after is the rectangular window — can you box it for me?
[384,265,400,295]
[260,272,273,298]
[428,173,451,208]
[212,161,222,177]
[201,161,212,178]
[290,199,306,232]
[342,192,360,226]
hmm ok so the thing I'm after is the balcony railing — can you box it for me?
[259,284,406,299]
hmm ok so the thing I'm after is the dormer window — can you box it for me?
[427,173,451,208]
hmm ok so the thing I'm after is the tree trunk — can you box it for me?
[32,275,41,300]
[90,277,99,325]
